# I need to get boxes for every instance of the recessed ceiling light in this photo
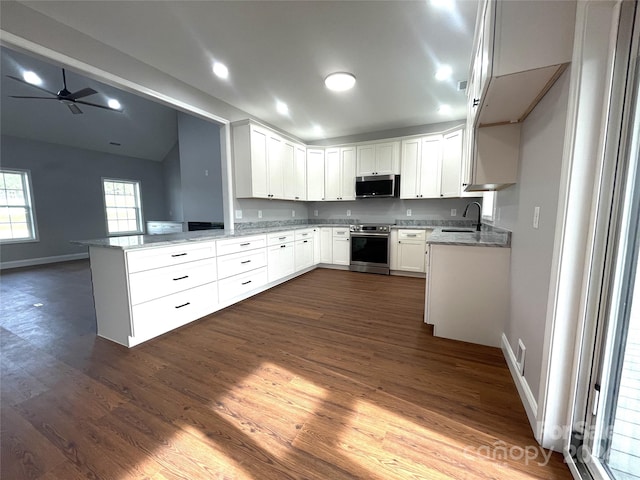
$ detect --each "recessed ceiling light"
[276,101,289,115]
[438,104,452,114]
[313,125,324,135]
[22,71,42,86]
[213,62,229,79]
[435,65,453,81]
[324,72,356,92]
[108,99,122,110]
[430,0,454,10]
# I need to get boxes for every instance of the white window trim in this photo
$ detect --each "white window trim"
[101,177,144,236]
[0,168,39,244]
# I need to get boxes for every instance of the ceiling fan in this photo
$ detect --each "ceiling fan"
[6,68,123,115]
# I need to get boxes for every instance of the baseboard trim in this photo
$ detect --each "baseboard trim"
[501,333,539,438]
[0,252,89,270]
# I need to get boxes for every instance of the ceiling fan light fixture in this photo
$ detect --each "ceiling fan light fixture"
[108,99,122,110]
[22,71,42,86]
[324,72,356,92]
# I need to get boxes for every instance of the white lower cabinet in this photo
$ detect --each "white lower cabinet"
[332,227,350,266]
[397,230,427,273]
[295,238,314,270]
[319,227,333,263]
[132,281,218,343]
[313,228,321,264]
[267,242,295,282]
[218,267,268,303]
[425,245,510,347]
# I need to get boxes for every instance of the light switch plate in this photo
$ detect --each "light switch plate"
[258,210,262,219]
[533,206,540,229]
[407,209,412,217]
[235,210,242,219]
[314,210,318,217]
[451,209,457,217]
[292,210,296,217]
[346,210,351,216]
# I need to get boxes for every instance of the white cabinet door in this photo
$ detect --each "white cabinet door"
[390,229,399,270]
[374,142,399,175]
[356,144,376,176]
[294,145,306,201]
[400,138,421,199]
[307,149,325,201]
[324,148,341,200]
[267,135,284,198]
[313,228,321,264]
[282,141,296,200]
[332,237,350,266]
[441,129,463,198]
[420,135,442,198]
[267,242,295,282]
[295,239,314,271]
[248,125,269,198]
[340,147,356,200]
[319,227,333,263]
[397,241,426,273]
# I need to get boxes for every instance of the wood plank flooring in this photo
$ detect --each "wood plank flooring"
[0,260,573,479]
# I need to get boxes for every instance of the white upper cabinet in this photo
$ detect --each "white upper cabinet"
[233,121,306,200]
[324,146,356,201]
[356,141,400,176]
[306,148,325,201]
[294,146,307,201]
[400,126,463,199]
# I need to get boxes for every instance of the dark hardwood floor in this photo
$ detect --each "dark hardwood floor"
[0,260,572,479]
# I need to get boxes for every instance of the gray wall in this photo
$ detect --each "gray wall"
[491,70,571,398]
[177,113,224,223]
[161,142,182,221]
[0,135,166,263]
[234,198,309,225]
[308,197,482,224]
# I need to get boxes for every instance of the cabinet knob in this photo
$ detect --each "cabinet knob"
[473,98,479,107]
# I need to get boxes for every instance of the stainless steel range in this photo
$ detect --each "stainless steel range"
[349,224,391,275]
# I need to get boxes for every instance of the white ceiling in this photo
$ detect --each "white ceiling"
[1,47,180,161]
[17,0,478,142]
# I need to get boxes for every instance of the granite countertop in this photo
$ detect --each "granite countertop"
[427,227,511,248]
[73,224,350,250]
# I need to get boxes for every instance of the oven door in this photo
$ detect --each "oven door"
[349,232,390,275]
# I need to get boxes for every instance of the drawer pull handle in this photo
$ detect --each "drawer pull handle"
[280,245,286,248]
[240,242,251,246]
[173,275,189,281]
[171,253,187,257]
[241,260,251,264]
[242,280,252,285]
[279,236,286,240]
[175,302,190,309]
[301,233,308,236]
[406,234,417,237]
[303,240,308,243]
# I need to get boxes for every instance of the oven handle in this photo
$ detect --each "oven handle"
[350,232,390,238]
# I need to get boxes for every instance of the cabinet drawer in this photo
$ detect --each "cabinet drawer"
[217,248,267,280]
[127,241,216,273]
[332,227,350,237]
[131,281,218,341]
[218,267,268,303]
[398,229,426,241]
[267,231,295,246]
[129,258,217,306]
[216,235,266,256]
[294,229,314,241]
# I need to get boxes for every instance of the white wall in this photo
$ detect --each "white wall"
[493,70,571,398]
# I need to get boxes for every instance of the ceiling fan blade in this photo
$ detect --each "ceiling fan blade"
[6,75,58,96]
[67,87,97,100]
[9,95,59,99]
[75,99,123,112]
[67,103,83,115]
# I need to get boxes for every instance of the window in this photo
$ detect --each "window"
[0,169,37,242]
[482,190,496,221]
[102,179,143,235]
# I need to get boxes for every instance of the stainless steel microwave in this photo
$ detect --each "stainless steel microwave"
[355,175,400,198]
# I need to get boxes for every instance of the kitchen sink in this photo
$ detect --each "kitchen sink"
[441,228,476,233]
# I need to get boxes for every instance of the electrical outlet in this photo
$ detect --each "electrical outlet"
[292,210,296,218]
[406,209,412,217]
[205,169,209,176]
[533,206,540,229]
[346,209,351,217]
[235,209,242,219]
[314,210,318,217]
[451,209,457,217]
[258,210,262,219]
[516,339,526,375]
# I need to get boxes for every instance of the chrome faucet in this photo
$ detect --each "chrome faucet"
[463,201,482,232]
